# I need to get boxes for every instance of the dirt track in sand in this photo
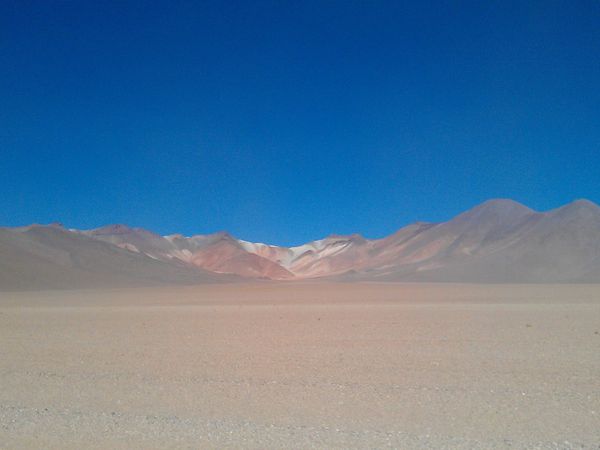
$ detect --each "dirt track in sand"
[1,283,599,448]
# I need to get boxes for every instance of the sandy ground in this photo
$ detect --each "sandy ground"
[0,283,599,449]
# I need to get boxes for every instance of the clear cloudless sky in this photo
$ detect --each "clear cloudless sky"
[1,1,599,245]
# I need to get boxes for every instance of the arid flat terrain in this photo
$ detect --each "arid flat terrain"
[1,283,599,449]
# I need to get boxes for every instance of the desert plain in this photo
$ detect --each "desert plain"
[1,282,599,449]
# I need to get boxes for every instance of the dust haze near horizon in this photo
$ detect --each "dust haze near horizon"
[2,198,600,289]
[2,2,600,448]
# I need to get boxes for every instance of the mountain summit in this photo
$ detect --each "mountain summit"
[1,199,599,289]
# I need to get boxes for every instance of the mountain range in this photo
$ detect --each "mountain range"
[2,199,600,290]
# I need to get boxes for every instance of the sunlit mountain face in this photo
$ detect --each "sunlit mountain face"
[2,199,600,289]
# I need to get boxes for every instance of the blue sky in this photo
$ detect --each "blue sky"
[1,1,599,245]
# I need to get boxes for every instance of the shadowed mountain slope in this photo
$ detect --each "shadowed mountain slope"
[2,199,599,288]
[0,225,227,290]
[82,228,294,280]
[338,199,600,282]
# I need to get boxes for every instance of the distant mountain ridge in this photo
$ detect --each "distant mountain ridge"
[2,199,600,289]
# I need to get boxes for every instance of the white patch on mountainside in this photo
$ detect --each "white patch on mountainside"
[0,226,228,290]
[2,198,600,288]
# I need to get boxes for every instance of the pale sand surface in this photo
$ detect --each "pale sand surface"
[1,283,599,449]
